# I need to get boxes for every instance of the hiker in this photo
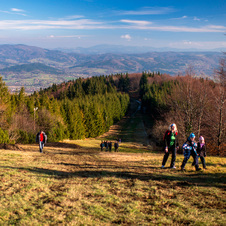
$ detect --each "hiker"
[181,133,201,171]
[114,141,119,152]
[105,141,109,151]
[100,141,105,152]
[161,123,179,169]
[36,130,47,153]
[103,141,107,151]
[196,136,207,169]
[108,141,112,152]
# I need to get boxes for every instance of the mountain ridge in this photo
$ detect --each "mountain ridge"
[0,62,62,74]
[55,44,226,54]
[0,44,223,93]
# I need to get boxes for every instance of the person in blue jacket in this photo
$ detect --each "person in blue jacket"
[181,133,201,171]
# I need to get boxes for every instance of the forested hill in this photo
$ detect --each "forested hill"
[0,63,225,156]
[0,44,76,64]
[0,74,130,144]
[0,63,61,74]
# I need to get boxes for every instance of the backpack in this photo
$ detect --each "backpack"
[163,130,170,141]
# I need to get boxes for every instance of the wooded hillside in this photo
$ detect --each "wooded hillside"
[0,63,225,156]
[139,64,225,156]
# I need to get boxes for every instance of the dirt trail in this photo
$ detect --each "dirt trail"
[99,98,152,146]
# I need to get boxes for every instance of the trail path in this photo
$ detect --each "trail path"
[99,98,152,146]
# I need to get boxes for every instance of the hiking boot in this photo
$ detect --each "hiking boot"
[161,165,165,168]
[170,166,176,169]
[196,168,202,171]
[181,167,185,171]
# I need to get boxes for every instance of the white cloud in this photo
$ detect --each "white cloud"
[11,8,25,12]
[120,19,152,26]
[169,41,226,49]
[0,19,104,30]
[60,15,84,20]
[207,25,226,29]
[0,8,27,16]
[121,34,131,41]
[121,24,226,33]
[0,17,225,34]
[144,38,152,41]
[116,7,175,15]
[48,35,88,39]
[171,15,187,20]
[183,40,192,45]
[194,17,200,21]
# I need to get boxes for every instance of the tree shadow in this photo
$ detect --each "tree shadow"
[1,164,225,189]
[21,142,101,155]
[203,162,226,168]
[45,142,81,149]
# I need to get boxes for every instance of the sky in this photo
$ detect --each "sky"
[0,0,225,50]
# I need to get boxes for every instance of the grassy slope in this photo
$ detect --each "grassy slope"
[0,140,225,225]
[0,99,225,225]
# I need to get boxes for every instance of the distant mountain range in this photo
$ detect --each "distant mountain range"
[0,44,224,93]
[56,44,226,54]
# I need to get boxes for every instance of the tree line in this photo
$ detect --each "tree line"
[0,74,130,144]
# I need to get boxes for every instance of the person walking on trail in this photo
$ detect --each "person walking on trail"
[105,141,109,151]
[36,130,47,153]
[108,141,112,152]
[161,123,179,169]
[103,141,107,151]
[100,141,105,152]
[114,141,119,152]
[196,136,207,169]
[181,133,201,171]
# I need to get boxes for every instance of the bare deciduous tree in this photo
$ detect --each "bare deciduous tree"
[214,59,226,155]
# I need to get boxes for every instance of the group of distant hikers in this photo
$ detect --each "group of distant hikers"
[35,130,120,153]
[161,123,207,171]
[35,124,207,172]
[100,140,120,152]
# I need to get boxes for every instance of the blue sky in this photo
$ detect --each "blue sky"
[0,0,225,50]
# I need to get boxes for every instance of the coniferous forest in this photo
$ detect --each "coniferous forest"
[0,74,130,144]
[0,61,225,156]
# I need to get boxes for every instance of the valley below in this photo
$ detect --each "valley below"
[0,44,223,93]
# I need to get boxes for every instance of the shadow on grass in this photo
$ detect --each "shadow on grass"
[203,162,226,168]
[45,142,81,149]
[1,164,225,189]
[22,142,101,155]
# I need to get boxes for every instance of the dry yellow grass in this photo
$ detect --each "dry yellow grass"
[0,140,225,225]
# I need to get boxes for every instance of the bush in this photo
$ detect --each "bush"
[16,130,35,144]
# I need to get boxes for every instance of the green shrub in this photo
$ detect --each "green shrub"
[16,130,35,144]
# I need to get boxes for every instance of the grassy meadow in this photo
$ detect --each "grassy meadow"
[0,139,225,225]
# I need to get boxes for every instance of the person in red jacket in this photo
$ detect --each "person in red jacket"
[36,130,47,153]
[161,123,179,169]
